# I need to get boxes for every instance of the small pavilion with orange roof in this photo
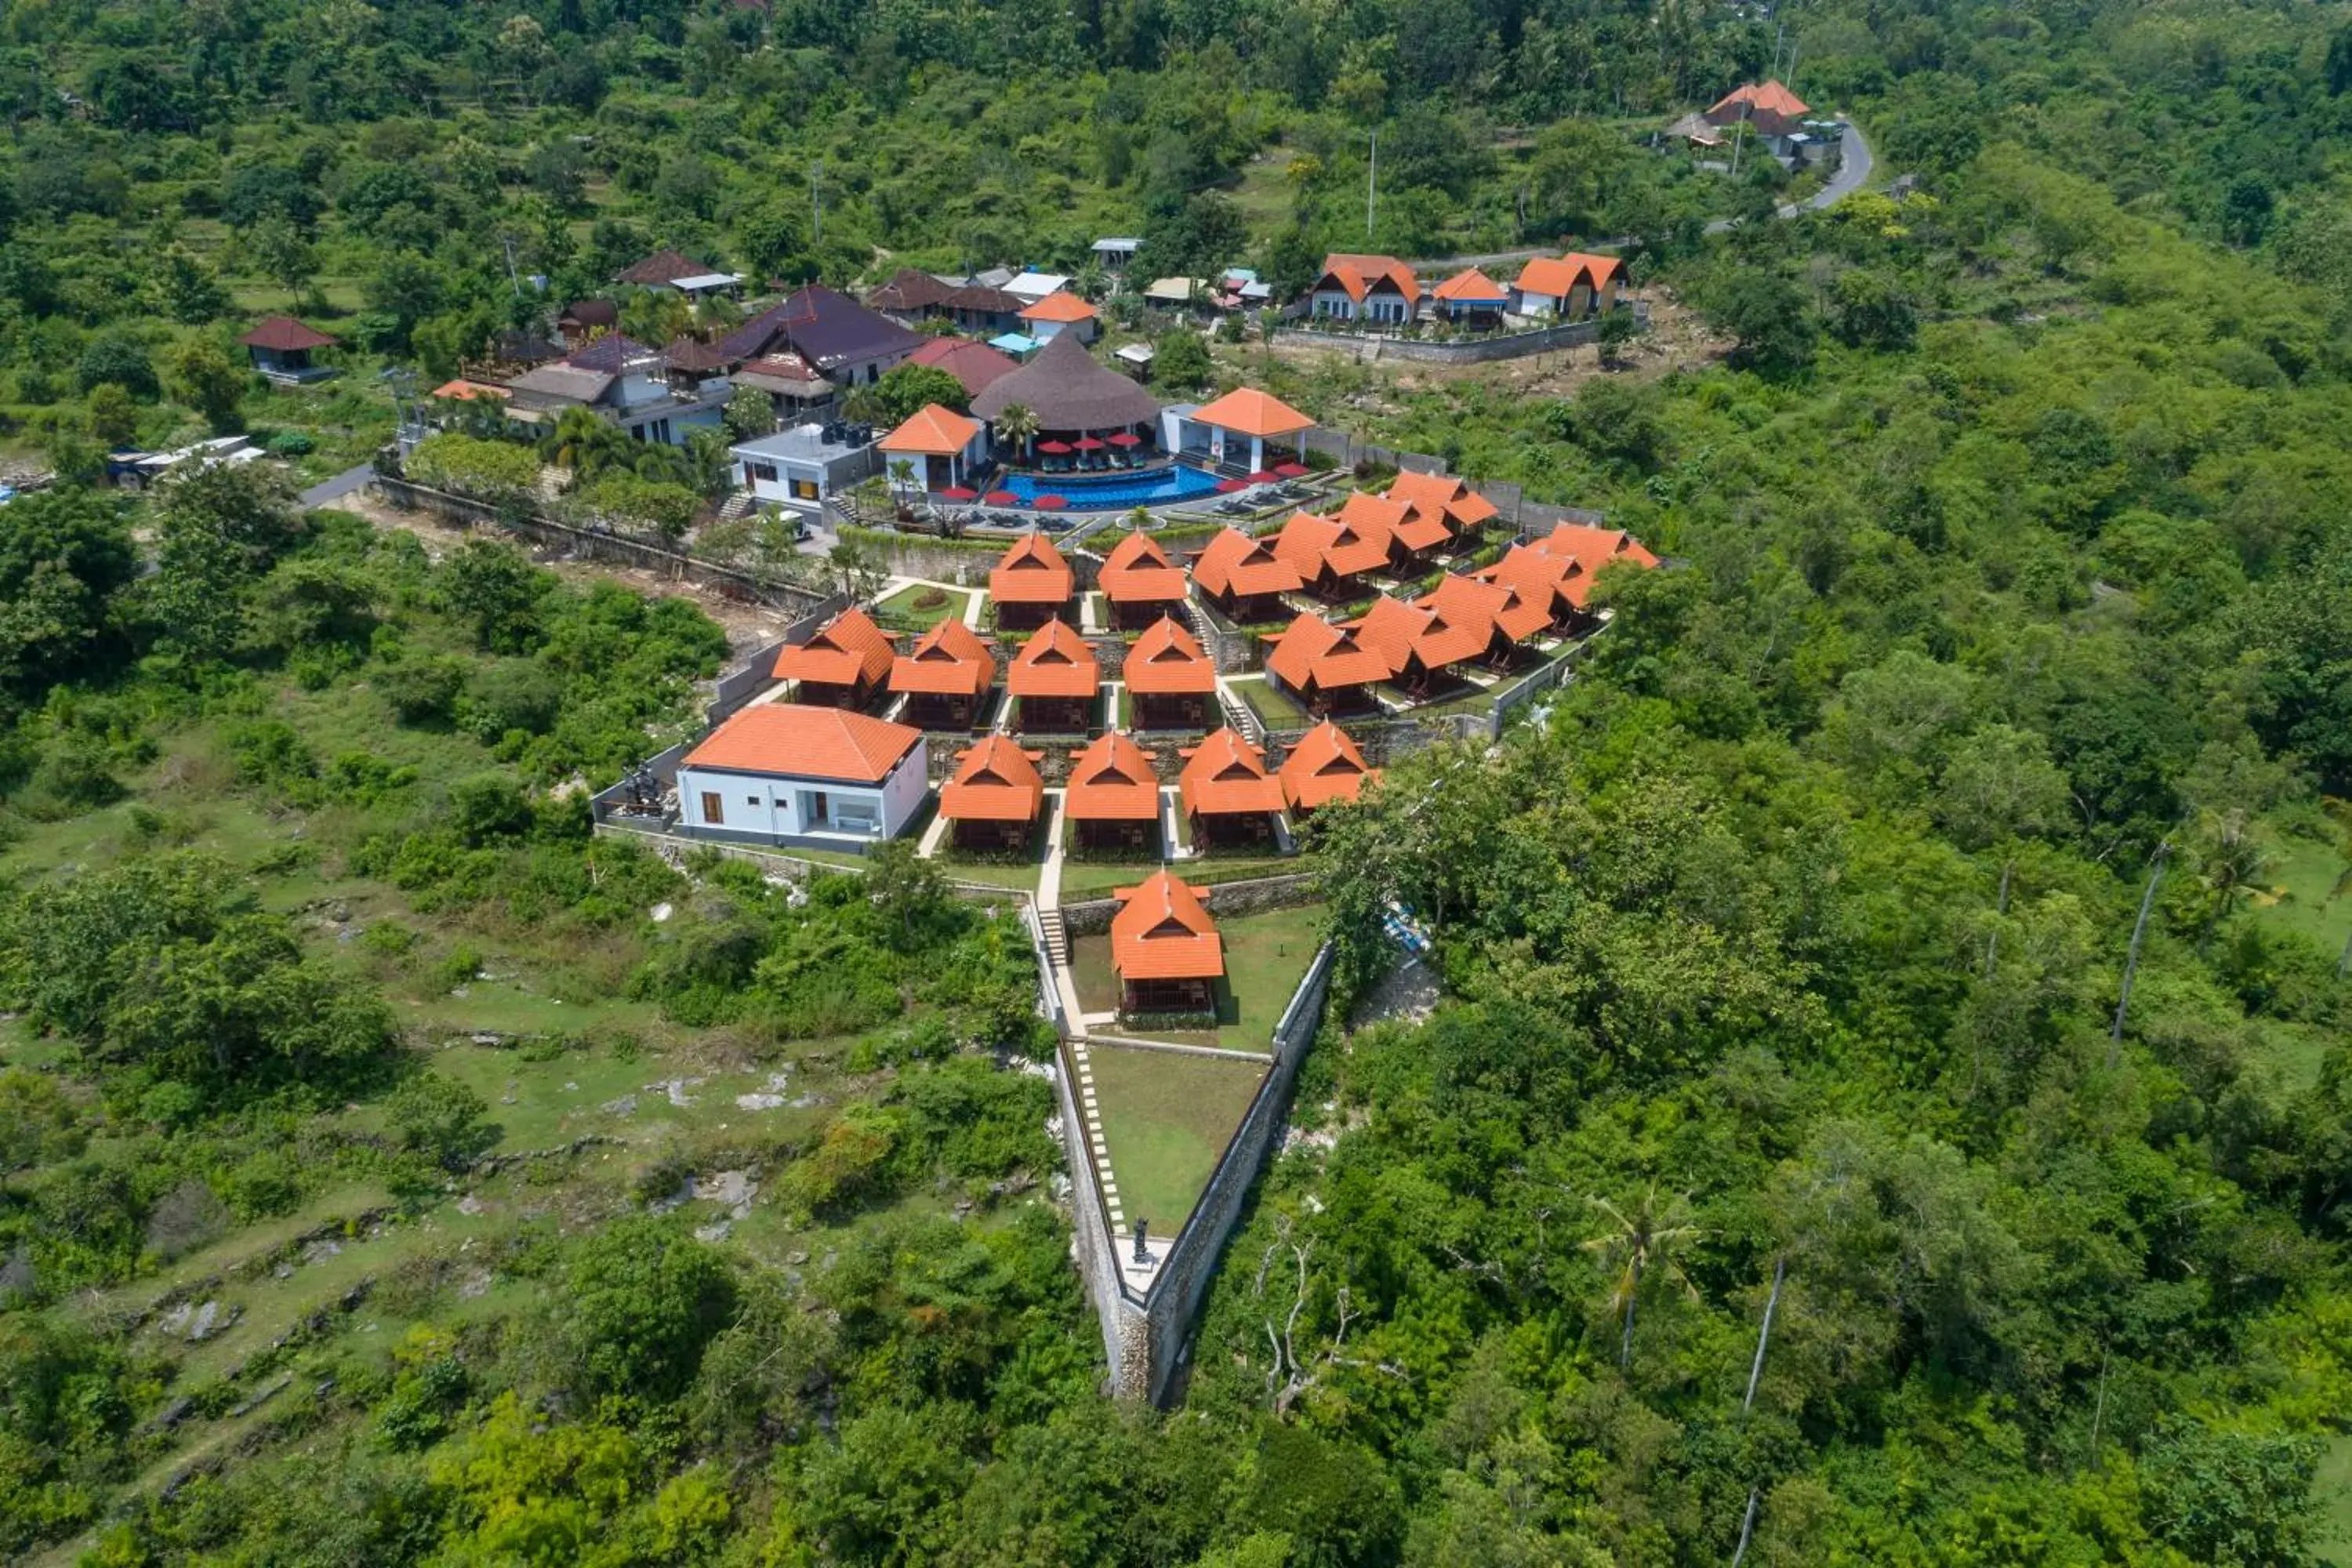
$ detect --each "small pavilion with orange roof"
[1015,290,1099,346]
[1385,470,1499,554]
[1178,728,1286,847]
[771,606,896,710]
[1512,252,1624,321]
[878,402,988,494]
[888,616,998,729]
[1335,490,1436,564]
[1430,267,1510,328]
[1065,730,1163,851]
[1264,612,1391,713]
[1190,527,1302,622]
[938,733,1047,850]
[1351,581,1513,695]
[1475,545,1599,635]
[1279,720,1379,813]
[1530,521,1661,575]
[1007,617,1100,732]
[1123,615,1217,732]
[1110,869,1224,1014]
[1185,387,1316,474]
[989,531,1077,629]
[1272,507,1396,599]
[1097,531,1191,629]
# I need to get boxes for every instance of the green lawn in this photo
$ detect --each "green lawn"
[2251,833,2351,959]
[1083,1043,1268,1231]
[877,582,973,630]
[1230,675,1310,729]
[1057,851,1299,901]
[2320,1432,2352,1566]
[1069,901,1325,1052]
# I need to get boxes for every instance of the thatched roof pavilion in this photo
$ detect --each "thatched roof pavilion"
[971,332,1161,434]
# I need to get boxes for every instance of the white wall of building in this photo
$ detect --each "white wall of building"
[677,742,931,843]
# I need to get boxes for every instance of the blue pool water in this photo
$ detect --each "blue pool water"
[1000,464,1221,510]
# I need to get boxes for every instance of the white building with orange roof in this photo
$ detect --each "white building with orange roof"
[675,703,929,847]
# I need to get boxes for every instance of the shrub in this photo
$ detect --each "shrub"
[374,656,465,725]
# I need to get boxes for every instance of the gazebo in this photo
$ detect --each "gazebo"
[939,734,1047,851]
[1178,728,1286,848]
[879,404,987,493]
[1111,870,1224,1014]
[971,332,1163,465]
[1186,387,1315,474]
[238,317,338,383]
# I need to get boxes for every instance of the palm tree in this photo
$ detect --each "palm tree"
[2187,805,2278,954]
[887,457,919,513]
[2325,799,2352,979]
[995,402,1040,466]
[1581,1186,1703,1370]
[681,427,734,498]
[542,405,632,484]
[617,287,689,347]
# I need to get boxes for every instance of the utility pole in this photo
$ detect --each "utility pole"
[499,232,522,296]
[1367,133,1377,245]
[2110,839,2171,1064]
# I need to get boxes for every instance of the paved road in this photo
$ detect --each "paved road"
[298,463,376,508]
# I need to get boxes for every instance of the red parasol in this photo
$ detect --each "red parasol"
[1247,469,1280,485]
[1214,477,1250,493]
[937,485,978,501]
[983,489,1019,506]
[1073,437,1105,451]
[1106,432,1143,447]
[1031,494,1069,510]
[1272,461,1309,478]
[1036,440,1073,455]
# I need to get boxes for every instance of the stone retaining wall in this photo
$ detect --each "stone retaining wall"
[1060,871,1319,935]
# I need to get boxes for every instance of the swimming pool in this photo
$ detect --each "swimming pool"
[1000,464,1222,510]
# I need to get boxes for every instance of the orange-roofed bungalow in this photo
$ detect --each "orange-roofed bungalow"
[1123,615,1217,732]
[677,704,928,845]
[938,734,1047,851]
[878,403,988,494]
[888,617,998,730]
[1385,470,1500,553]
[1476,543,1599,635]
[989,531,1077,630]
[1264,612,1390,714]
[1348,579,1515,695]
[1272,509,1395,600]
[1179,728,1286,848]
[1065,731,1163,852]
[1097,531,1190,630]
[1530,522,1661,586]
[1190,527,1302,622]
[771,606,896,710]
[1335,490,1435,565]
[1280,720,1379,813]
[1706,79,1812,138]
[1007,617,1100,732]
[1015,289,1099,346]
[1307,253,1421,326]
[1431,267,1510,329]
[1187,387,1316,475]
[1111,870,1223,1014]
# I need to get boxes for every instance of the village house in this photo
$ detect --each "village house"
[771,607,895,710]
[717,286,921,391]
[1429,267,1511,329]
[1706,79,1812,146]
[1178,728,1286,848]
[989,532,1078,630]
[942,283,1030,339]
[1308,253,1422,325]
[239,317,338,383]
[938,733,1047,851]
[866,267,956,328]
[731,348,835,426]
[728,422,880,514]
[1096,531,1192,630]
[1018,291,1100,346]
[1531,521,1661,575]
[879,404,988,495]
[889,617,997,731]
[615,249,742,299]
[1272,508,1396,600]
[674,703,929,847]
[1065,729,1163,852]
[1279,719,1380,812]
[500,333,731,447]
[1190,528,1304,622]
[1007,617,1100,732]
[1474,544,1599,633]
[1111,870,1224,1015]
[1511,253,1624,320]
[1123,615,1218,732]
[1264,612,1392,713]
[557,299,619,345]
[1091,238,1142,274]
[1334,491,1438,567]
[908,336,1019,399]
[1385,470,1500,552]
[1352,579,1517,694]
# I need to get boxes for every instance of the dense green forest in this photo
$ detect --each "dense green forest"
[7,0,2352,1563]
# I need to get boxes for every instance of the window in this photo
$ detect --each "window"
[700,792,724,825]
[750,463,779,483]
[792,477,820,501]
[747,795,760,806]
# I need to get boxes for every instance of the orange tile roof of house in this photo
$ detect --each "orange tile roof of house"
[1017,290,1098,324]
[1425,572,1527,648]
[772,606,896,688]
[1561,251,1623,289]
[1191,387,1316,440]
[240,315,338,352]
[1264,612,1391,694]
[1432,267,1508,302]
[1352,582,1506,676]
[1708,79,1810,121]
[1385,470,1500,531]
[889,615,997,698]
[1477,543,1595,622]
[1341,488,1446,554]
[1318,253,1421,305]
[1123,615,1216,695]
[878,403,981,457]
[1065,731,1161,821]
[1273,509,1392,583]
[989,532,1078,604]
[939,734,1045,822]
[1006,617,1100,698]
[1280,720,1380,810]
[683,702,920,783]
[1098,531,1190,604]
[1112,869,1224,981]
[1192,527,1303,599]
[430,378,511,401]
[1529,522,1661,577]
[1179,728,1285,817]
[1514,256,1595,299]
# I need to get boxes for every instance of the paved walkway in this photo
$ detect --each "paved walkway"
[299,463,376,508]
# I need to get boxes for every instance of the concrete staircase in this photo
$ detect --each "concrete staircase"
[1219,686,1265,747]
[1036,906,1069,964]
[713,491,757,524]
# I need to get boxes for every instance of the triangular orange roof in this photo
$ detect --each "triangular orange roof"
[1432,267,1508,303]
[1709,80,1810,121]
[989,532,1077,604]
[1065,731,1161,821]
[1017,290,1098,324]
[888,615,997,697]
[1385,470,1499,532]
[1316,253,1421,306]
[1562,251,1622,289]
[1515,256,1594,298]
[1421,575,1519,656]
[1192,527,1303,599]
[684,703,920,784]
[939,734,1045,822]
[772,606,895,688]
[1123,615,1216,695]
[879,403,981,457]
[1098,531,1190,604]
[1280,720,1379,810]
[1179,728,1285,817]
[1264,612,1392,694]
[1006,617,1100,699]
[1528,523,1660,577]
[1339,490,1444,554]
[1477,543,1593,623]
[1112,869,1223,982]
[1191,387,1316,441]
[1273,509,1392,583]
